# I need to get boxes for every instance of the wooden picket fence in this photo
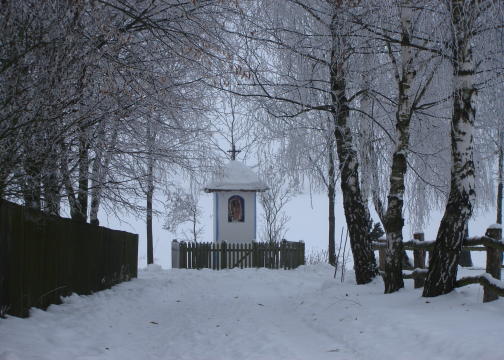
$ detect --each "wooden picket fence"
[0,200,138,318]
[172,240,305,270]
[372,226,504,303]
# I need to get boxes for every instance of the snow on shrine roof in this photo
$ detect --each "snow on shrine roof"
[204,160,269,192]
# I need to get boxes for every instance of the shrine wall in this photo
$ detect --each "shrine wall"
[214,191,257,243]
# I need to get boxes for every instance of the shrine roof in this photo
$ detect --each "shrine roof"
[204,160,269,192]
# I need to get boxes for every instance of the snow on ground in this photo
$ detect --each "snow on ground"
[1,264,503,360]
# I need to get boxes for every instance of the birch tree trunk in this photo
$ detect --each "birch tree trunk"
[381,1,415,293]
[330,14,377,284]
[423,0,477,297]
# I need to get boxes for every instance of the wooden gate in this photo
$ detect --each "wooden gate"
[172,240,305,270]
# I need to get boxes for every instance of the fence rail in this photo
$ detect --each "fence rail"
[172,240,305,270]
[372,226,503,302]
[0,200,138,318]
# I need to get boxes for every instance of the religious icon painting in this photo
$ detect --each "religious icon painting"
[228,195,245,222]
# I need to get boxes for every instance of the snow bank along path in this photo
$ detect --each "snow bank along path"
[1,264,503,360]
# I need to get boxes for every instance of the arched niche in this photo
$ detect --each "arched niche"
[228,195,245,222]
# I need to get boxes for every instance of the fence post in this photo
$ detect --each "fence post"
[221,241,227,269]
[378,242,386,272]
[194,242,200,269]
[171,240,180,269]
[252,242,258,268]
[299,241,305,266]
[180,242,187,269]
[258,242,264,268]
[413,233,425,288]
[280,239,287,269]
[459,227,473,267]
[187,242,192,269]
[484,225,502,303]
[212,243,217,270]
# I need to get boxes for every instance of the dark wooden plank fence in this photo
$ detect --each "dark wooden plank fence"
[172,240,305,270]
[0,200,138,318]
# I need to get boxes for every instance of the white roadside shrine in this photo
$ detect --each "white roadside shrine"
[204,160,268,244]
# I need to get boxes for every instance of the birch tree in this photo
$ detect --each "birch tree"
[423,0,480,296]
[361,1,444,293]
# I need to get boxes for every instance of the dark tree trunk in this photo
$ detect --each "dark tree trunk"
[423,0,477,297]
[497,134,503,225]
[22,134,42,211]
[72,65,89,223]
[147,181,154,265]
[330,16,377,283]
[23,160,42,211]
[498,136,503,266]
[89,119,107,226]
[423,202,472,296]
[90,119,120,226]
[60,141,79,219]
[381,149,407,293]
[328,142,336,266]
[43,146,60,216]
[146,120,155,265]
[73,124,89,222]
[334,125,378,284]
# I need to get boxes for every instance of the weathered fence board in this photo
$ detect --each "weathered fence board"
[483,227,502,302]
[172,240,305,270]
[0,200,138,318]
[413,233,426,288]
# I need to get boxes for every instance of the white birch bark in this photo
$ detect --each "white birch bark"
[423,0,477,296]
[330,9,377,284]
[382,0,415,293]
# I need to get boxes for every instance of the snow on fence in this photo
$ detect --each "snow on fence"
[372,226,504,302]
[172,240,305,270]
[0,200,138,318]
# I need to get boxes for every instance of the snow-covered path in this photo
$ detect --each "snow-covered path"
[1,264,503,360]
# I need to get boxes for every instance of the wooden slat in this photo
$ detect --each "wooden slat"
[8,202,25,317]
[231,243,236,269]
[242,244,245,269]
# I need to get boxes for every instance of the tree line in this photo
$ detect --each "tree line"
[1,0,503,297]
